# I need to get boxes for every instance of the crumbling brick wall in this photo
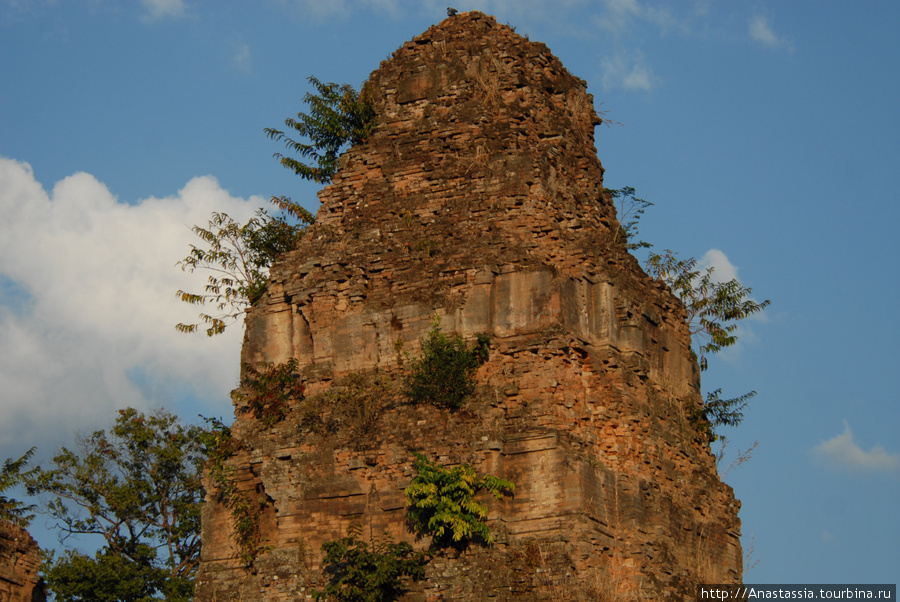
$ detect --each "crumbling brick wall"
[0,521,45,602]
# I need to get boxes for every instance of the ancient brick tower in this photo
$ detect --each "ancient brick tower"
[195,11,742,601]
[0,521,45,602]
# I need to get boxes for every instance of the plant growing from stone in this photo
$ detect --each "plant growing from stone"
[178,76,374,337]
[266,76,376,184]
[405,453,514,547]
[644,249,769,440]
[0,447,36,527]
[176,198,313,336]
[233,358,304,426]
[197,417,267,565]
[606,187,771,440]
[403,321,490,410]
[313,522,429,602]
[299,370,396,443]
[606,186,653,251]
[645,249,770,370]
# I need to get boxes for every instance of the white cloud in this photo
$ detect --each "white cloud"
[601,50,657,91]
[0,157,263,460]
[693,248,769,366]
[748,14,793,51]
[233,42,252,73]
[699,248,739,283]
[812,421,900,474]
[594,0,688,37]
[141,0,187,21]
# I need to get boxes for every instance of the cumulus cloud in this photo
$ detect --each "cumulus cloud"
[748,14,793,51]
[601,51,657,91]
[812,421,900,474]
[699,248,739,283]
[0,157,263,460]
[141,0,187,21]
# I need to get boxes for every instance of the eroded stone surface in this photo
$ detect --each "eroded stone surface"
[0,521,45,602]
[196,11,742,601]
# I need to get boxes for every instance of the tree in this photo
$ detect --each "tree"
[0,446,37,527]
[265,76,376,184]
[605,187,771,440]
[26,408,207,602]
[178,76,374,337]
[176,197,313,336]
[644,249,771,371]
[606,186,653,250]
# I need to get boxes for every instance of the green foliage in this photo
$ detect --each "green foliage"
[405,453,514,547]
[0,446,37,527]
[313,522,429,602]
[180,75,373,336]
[696,389,758,442]
[404,321,490,410]
[606,186,653,250]
[234,358,304,426]
[266,76,376,184]
[44,547,194,602]
[645,250,769,439]
[645,249,771,370]
[26,408,206,601]
[603,188,771,440]
[176,197,313,336]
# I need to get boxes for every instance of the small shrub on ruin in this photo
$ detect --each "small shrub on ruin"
[405,453,514,547]
[403,321,490,410]
[313,522,429,602]
[233,358,304,426]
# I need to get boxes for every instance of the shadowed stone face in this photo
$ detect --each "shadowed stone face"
[196,11,742,601]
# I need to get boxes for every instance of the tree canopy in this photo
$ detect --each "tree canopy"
[265,76,376,184]
[25,408,207,601]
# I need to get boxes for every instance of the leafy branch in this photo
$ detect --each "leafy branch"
[645,249,771,371]
[265,76,376,184]
[405,453,514,547]
[606,186,653,250]
[176,198,312,336]
[0,447,37,527]
[605,187,771,441]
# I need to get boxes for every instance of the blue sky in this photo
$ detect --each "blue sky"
[1,0,898,587]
